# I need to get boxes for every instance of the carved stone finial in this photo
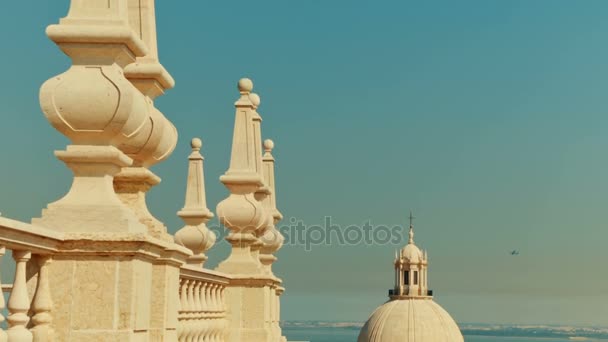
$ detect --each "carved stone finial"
[259,138,284,275]
[175,138,216,267]
[216,78,267,275]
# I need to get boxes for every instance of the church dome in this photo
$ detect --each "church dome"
[400,243,423,262]
[359,212,464,342]
[358,299,464,342]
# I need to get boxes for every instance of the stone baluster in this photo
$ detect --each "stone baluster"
[215,285,222,313]
[199,318,209,342]
[176,279,183,342]
[259,139,285,276]
[208,285,216,312]
[187,281,196,315]
[0,247,6,342]
[31,255,54,342]
[192,281,202,342]
[205,284,212,313]
[219,291,228,341]
[186,280,197,342]
[178,279,189,342]
[219,286,226,312]
[175,139,216,267]
[193,281,202,314]
[7,250,32,341]
[204,283,211,313]
[199,283,207,312]
[216,79,266,275]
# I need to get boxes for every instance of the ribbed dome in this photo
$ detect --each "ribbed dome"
[400,243,423,262]
[358,299,464,342]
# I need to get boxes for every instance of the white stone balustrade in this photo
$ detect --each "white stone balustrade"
[178,266,230,342]
[0,217,62,342]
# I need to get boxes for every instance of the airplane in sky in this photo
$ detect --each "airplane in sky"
[510,250,520,256]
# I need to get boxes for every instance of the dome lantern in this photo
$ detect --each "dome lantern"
[392,211,429,299]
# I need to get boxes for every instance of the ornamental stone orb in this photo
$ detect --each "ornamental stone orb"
[191,137,202,150]
[238,78,253,93]
[249,93,261,108]
[263,139,274,152]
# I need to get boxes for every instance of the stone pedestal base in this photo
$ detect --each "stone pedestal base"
[224,276,281,342]
[216,233,263,275]
[114,167,173,242]
[33,145,148,234]
[26,234,188,342]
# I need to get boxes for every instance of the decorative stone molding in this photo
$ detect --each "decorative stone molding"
[175,138,216,267]
[216,79,267,275]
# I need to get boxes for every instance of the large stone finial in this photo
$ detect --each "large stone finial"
[112,0,178,241]
[35,0,156,233]
[175,138,216,267]
[259,139,285,275]
[216,79,266,275]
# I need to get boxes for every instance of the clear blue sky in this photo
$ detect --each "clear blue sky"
[1,0,608,326]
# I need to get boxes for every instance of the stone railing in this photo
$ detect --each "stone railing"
[0,216,63,342]
[178,265,231,342]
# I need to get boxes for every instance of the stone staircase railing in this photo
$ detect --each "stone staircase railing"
[0,216,63,342]
[177,266,231,342]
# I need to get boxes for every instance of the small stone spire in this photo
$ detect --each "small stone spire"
[259,139,285,275]
[175,138,216,267]
[216,78,267,275]
[250,92,272,270]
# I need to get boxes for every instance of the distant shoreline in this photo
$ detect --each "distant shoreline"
[282,322,608,340]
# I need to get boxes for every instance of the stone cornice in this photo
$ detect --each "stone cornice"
[180,265,231,285]
[0,217,63,254]
[227,274,282,288]
[46,24,148,58]
[0,217,191,265]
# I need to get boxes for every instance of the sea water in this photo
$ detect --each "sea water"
[283,327,601,342]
